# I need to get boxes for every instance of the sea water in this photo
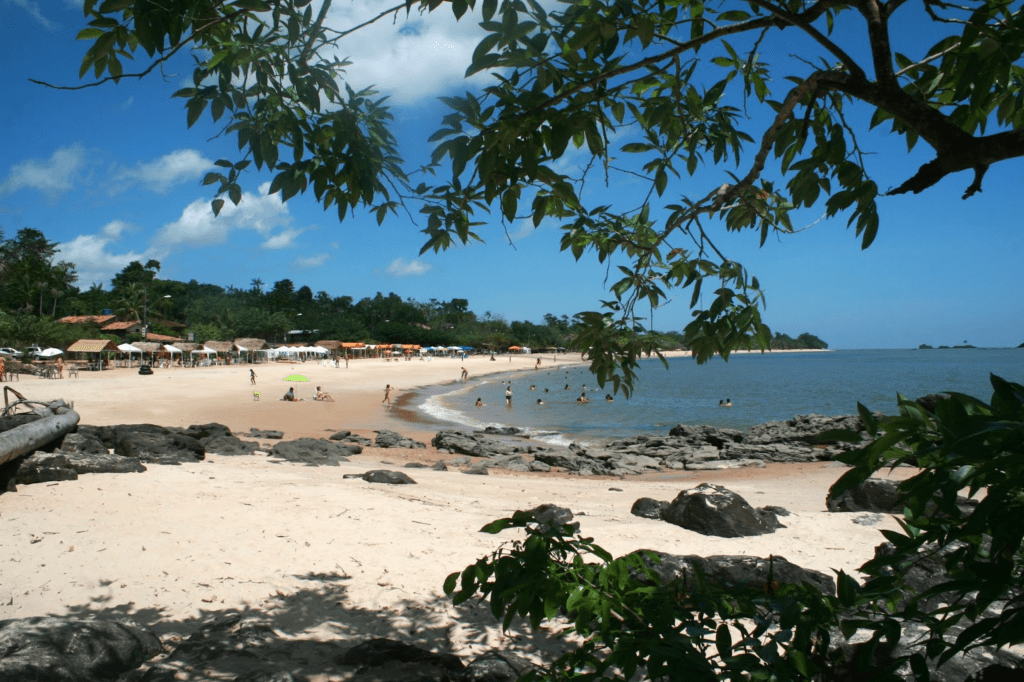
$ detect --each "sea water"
[415,349,1022,444]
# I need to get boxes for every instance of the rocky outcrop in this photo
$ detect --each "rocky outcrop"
[0,616,161,681]
[743,413,868,445]
[269,439,361,466]
[11,451,79,484]
[114,430,205,465]
[634,550,837,596]
[248,428,284,439]
[432,430,536,458]
[827,478,903,513]
[343,470,417,484]
[661,483,783,537]
[374,430,427,449]
[202,434,261,457]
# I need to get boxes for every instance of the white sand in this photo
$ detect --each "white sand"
[0,350,906,680]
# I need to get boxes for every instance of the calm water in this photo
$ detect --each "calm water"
[414,349,1022,445]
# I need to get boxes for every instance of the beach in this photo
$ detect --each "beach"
[0,351,910,680]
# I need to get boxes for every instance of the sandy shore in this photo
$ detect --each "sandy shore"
[0,350,907,680]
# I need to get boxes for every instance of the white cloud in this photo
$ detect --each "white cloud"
[295,254,330,269]
[0,144,86,200]
[56,232,157,289]
[262,229,302,250]
[6,0,58,31]
[111,149,214,194]
[154,183,291,249]
[322,3,489,106]
[101,220,132,239]
[386,257,431,276]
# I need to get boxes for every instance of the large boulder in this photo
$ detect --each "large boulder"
[62,452,147,475]
[827,478,903,513]
[269,438,361,466]
[202,434,261,457]
[374,430,427,449]
[460,651,536,682]
[634,550,837,596]
[12,452,79,485]
[744,414,867,446]
[661,483,782,537]
[336,638,464,682]
[343,470,417,485]
[0,616,161,681]
[630,497,668,520]
[525,504,580,534]
[431,431,532,458]
[181,423,233,441]
[114,431,205,465]
[667,424,745,446]
[57,431,108,455]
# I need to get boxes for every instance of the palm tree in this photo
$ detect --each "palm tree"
[250,278,264,295]
[116,283,146,322]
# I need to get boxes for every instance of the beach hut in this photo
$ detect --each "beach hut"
[164,344,183,366]
[203,340,234,364]
[134,341,164,367]
[66,339,119,370]
[233,338,269,364]
[116,342,144,368]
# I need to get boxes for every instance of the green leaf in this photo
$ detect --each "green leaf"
[211,198,225,216]
[231,0,273,10]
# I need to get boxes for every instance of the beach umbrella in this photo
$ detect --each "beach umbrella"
[284,374,309,382]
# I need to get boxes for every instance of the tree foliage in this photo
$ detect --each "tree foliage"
[57,0,1024,393]
[446,377,1024,681]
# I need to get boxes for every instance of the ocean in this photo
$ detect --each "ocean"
[412,349,1023,445]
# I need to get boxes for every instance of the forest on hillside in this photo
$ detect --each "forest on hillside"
[0,227,826,353]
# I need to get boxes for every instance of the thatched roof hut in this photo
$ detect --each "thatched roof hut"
[134,342,164,354]
[234,338,268,351]
[204,340,234,353]
[66,339,119,353]
[314,340,344,351]
[177,342,202,353]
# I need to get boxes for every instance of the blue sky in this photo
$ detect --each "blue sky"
[1,0,1022,349]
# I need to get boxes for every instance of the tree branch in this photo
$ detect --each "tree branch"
[854,0,898,89]
[887,129,1024,197]
[298,0,332,65]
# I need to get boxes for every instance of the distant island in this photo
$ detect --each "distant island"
[918,343,977,349]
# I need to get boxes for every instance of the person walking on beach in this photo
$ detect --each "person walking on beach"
[505,386,512,407]
[535,358,541,370]
[461,367,468,381]
[250,368,257,385]
[382,384,393,407]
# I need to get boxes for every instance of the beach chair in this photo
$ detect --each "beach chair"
[253,390,260,401]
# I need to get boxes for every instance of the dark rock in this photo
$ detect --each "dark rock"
[460,651,536,682]
[234,672,296,682]
[404,462,429,468]
[114,431,205,465]
[661,483,781,537]
[56,431,108,455]
[202,434,260,457]
[528,460,551,473]
[481,426,525,436]
[337,638,464,679]
[344,470,417,484]
[432,431,530,458]
[181,423,232,441]
[462,464,489,475]
[486,455,532,472]
[722,442,822,463]
[0,616,161,681]
[630,497,668,520]
[852,513,886,526]
[431,461,448,471]
[12,452,79,485]
[667,424,745,446]
[526,504,579,533]
[248,428,284,439]
[374,430,427,449]
[761,505,791,517]
[635,550,837,596]
[64,452,147,475]
[0,413,44,434]
[328,430,351,440]
[686,458,765,470]
[269,439,361,466]
[744,413,868,446]
[827,478,903,513]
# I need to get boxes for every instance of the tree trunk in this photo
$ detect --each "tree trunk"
[0,409,80,467]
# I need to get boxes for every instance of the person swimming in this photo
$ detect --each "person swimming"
[475,397,483,407]
[529,384,536,391]
[536,398,544,405]
[565,384,570,390]
[725,398,733,407]
[577,392,589,403]
[605,394,614,402]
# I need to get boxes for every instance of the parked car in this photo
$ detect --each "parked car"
[26,346,44,358]
[0,347,23,358]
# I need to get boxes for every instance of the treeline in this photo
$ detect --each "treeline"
[0,226,827,352]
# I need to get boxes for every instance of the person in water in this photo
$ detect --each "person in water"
[605,394,614,402]
[536,398,544,405]
[505,386,513,406]
[475,397,483,407]
[577,393,589,403]
[725,398,733,407]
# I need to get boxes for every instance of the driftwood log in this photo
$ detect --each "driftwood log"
[0,401,80,467]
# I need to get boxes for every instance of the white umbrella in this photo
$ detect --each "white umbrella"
[311,346,328,354]
[117,343,142,353]
[164,345,182,354]
[37,347,64,357]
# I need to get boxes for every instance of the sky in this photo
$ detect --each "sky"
[1,0,1022,349]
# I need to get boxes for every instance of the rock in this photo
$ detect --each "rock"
[827,478,903,513]
[432,431,531,458]
[328,430,351,440]
[686,458,766,470]
[481,426,525,436]
[343,434,374,446]
[248,428,284,439]
[431,461,448,471]
[661,483,781,537]
[486,455,533,472]
[761,505,791,517]
[462,464,489,475]
[448,456,472,467]
[722,442,822,463]
[12,452,79,485]
[57,431,108,455]
[630,497,668,520]
[744,413,868,446]
[528,461,551,473]
[0,616,161,681]
[0,413,45,434]
[269,438,361,466]
[202,434,260,457]
[852,513,886,526]
[634,550,837,596]
[526,504,579,533]
[114,431,205,465]
[337,638,464,682]
[460,651,536,682]
[343,470,417,485]
[181,423,232,441]
[404,462,429,468]
[667,424,745,446]
[63,452,147,475]
[374,430,427,449]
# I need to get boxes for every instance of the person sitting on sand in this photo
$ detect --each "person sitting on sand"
[315,386,333,401]
[577,393,589,404]
[605,394,614,402]
[475,397,483,407]
[283,387,295,402]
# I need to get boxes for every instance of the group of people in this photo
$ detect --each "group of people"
[719,398,733,407]
[280,384,333,402]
